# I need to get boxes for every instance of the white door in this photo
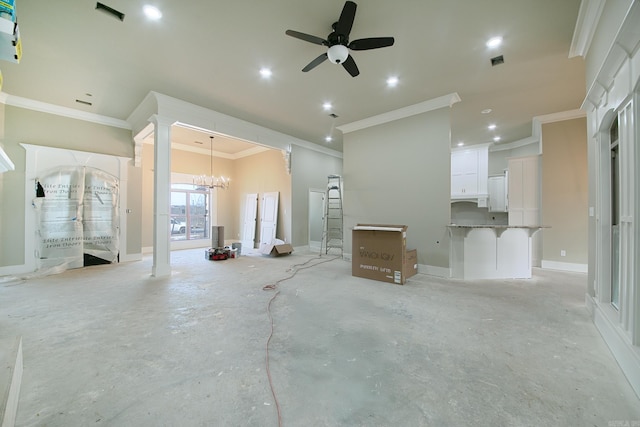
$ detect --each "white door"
[259,192,279,250]
[242,193,258,249]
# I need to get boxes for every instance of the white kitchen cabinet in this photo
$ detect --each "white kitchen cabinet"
[488,173,508,212]
[508,155,539,225]
[451,144,489,203]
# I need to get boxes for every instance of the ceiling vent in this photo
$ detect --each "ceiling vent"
[490,55,504,66]
[95,2,125,21]
[75,99,93,106]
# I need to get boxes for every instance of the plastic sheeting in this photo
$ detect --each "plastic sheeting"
[33,166,119,273]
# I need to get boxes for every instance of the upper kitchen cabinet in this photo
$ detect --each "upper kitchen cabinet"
[488,172,508,213]
[451,143,490,206]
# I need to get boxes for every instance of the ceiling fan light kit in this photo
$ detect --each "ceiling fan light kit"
[286,1,395,77]
[327,44,349,64]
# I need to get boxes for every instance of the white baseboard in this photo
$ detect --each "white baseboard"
[142,246,153,255]
[1,337,22,427]
[418,264,450,278]
[541,260,588,273]
[119,253,143,262]
[584,292,595,316]
[589,295,640,399]
[0,264,30,278]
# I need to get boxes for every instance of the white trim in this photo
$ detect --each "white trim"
[20,143,132,274]
[119,253,143,262]
[337,93,461,134]
[534,109,586,125]
[0,146,15,172]
[0,92,132,130]
[569,0,606,58]
[582,1,640,108]
[490,136,539,152]
[171,240,209,251]
[294,245,313,253]
[130,92,343,160]
[1,337,22,427]
[418,264,450,278]
[142,138,270,160]
[0,263,29,276]
[590,295,640,398]
[541,260,589,273]
[142,246,153,255]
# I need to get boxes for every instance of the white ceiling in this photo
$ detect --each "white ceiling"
[2,0,585,154]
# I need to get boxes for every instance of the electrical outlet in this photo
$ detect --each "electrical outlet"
[560,250,566,257]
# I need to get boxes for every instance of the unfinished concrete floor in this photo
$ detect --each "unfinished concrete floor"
[1,248,639,427]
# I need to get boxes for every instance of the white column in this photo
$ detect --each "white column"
[151,115,173,277]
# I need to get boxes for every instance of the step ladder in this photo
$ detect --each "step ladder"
[321,175,343,257]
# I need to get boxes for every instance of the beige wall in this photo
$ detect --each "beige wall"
[541,118,588,264]
[0,106,136,268]
[343,108,451,269]
[235,149,291,246]
[141,144,291,249]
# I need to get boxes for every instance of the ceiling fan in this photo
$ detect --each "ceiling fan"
[285,1,395,77]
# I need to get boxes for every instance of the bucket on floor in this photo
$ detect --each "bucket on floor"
[232,242,242,256]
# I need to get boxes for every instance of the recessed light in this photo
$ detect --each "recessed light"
[323,102,332,111]
[325,136,333,142]
[486,37,502,48]
[457,142,464,147]
[143,5,162,20]
[493,136,501,142]
[481,109,492,114]
[259,67,272,78]
[488,124,496,130]
[386,76,399,87]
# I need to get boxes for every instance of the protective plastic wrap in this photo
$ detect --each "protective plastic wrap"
[33,166,119,273]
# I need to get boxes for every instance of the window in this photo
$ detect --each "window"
[609,118,620,309]
[170,183,210,241]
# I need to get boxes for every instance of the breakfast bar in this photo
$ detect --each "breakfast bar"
[447,224,546,280]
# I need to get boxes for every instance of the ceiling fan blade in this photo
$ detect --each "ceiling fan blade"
[348,37,395,50]
[302,53,328,72]
[336,1,357,37]
[286,30,328,46]
[342,55,360,77]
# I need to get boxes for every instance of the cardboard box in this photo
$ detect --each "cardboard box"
[352,224,408,284]
[404,249,418,279]
[262,243,293,257]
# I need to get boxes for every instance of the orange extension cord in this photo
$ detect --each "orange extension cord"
[262,256,339,427]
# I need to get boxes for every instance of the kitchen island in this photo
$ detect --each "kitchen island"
[447,224,546,279]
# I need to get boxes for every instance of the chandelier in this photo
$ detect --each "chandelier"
[193,136,230,189]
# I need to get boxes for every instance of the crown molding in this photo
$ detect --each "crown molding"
[133,91,343,159]
[337,92,461,134]
[142,138,270,160]
[0,92,132,129]
[570,0,606,58]
[490,136,539,152]
[0,146,15,172]
[534,109,586,125]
